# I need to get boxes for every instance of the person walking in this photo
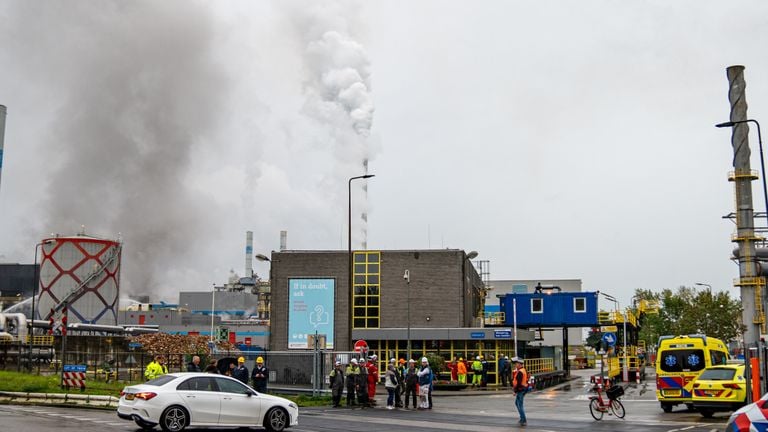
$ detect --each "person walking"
[251,356,269,393]
[403,359,418,409]
[329,361,345,408]
[385,358,398,409]
[480,354,489,387]
[233,356,249,384]
[457,357,467,384]
[144,355,168,381]
[512,357,529,426]
[471,356,482,387]
[417,357,432,410]
[345,358,360,407]
[187,355,202,372]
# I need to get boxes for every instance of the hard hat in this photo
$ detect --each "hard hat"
[256,356,264,363]
[238,356,245,363]
[335,360,341,366]
[459,357,463,361]
[399,358,406,364]
[351,358,358,364]
[408,359,416,363]
[371,354,378,360]
[480,355,484,359]
[390,358,397,363]
[421,357,428,363]
[476,356,480,360]
[512,357,524,364]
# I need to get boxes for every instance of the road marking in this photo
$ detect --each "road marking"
[666,426,696,432]
[318,412,559,432]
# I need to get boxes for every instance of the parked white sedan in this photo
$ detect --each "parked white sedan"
[117,373,299,432]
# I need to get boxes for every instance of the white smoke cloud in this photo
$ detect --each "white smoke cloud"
[293,3,376,249]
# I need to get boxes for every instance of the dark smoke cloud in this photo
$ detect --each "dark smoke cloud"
[2,1,230,297]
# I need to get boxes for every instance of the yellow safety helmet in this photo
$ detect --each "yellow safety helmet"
[257,356,264,363]
[238,356,245,363]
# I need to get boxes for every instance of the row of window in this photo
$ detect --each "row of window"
[530,297,587,313]
[353,251,381,329]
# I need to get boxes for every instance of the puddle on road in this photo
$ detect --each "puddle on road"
[553,384,572,391]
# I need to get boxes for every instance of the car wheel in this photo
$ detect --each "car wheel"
[264,407,289,432]
[160,406,189,432]
[661,403,673,413]
[134,418,155,430]
[699,409,715,418]
[685,403,695,412]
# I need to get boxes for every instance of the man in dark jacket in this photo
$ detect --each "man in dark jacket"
[329,361,345,407]
[251,356,269,392]
[403,359,418,409]
[345,359,360,406]
[187,355,202,372]
[232,356,249,384]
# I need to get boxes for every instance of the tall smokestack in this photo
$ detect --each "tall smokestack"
[0,105,6,194]
[280,230,287,251]
[245,231,253,278]
[726,65,761,346]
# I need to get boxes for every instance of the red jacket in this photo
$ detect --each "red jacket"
[366,362,379,398]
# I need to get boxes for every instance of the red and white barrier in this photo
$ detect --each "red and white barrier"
[62,372,86,388]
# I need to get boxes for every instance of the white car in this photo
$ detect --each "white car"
[117,372,299,432]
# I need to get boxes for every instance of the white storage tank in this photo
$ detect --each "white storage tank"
[36,234,121,325]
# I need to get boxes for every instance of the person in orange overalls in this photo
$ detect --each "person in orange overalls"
[457,357,467,384]
[366,354,379,406]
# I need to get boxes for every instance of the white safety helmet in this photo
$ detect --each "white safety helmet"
[390,358,397,363]
[421,357,428,363]
[350,358,358,365]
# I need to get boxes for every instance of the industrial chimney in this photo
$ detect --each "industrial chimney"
[280,230,287,251]
[0,105,6,194]
[245,231,253,278]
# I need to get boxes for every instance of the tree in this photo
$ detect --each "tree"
[634,286,744,348]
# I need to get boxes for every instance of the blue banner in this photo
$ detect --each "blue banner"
[471,331,486,339]
[288,278,335,349]
[63,364,87,373]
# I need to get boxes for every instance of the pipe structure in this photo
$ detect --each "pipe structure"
[725,65,762,348]
[0,105,5,193]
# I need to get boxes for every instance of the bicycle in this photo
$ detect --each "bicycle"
[588,382,626,421]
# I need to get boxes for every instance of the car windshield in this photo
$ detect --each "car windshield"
[144,375,177,386]
[659,349,706,372]
[698,368,736,381]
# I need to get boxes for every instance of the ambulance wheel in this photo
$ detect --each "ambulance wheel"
[661,403,673,413]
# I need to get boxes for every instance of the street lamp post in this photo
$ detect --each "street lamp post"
[695,282,712,294]
[717,120,767,220]
[210,283,216,342]
[30,239,54,371]
[404,269,410,360]
[348,174,374,350]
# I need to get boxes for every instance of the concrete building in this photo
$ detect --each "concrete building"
[268,249,534,370]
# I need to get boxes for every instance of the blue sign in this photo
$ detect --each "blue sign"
[494,330,512,339]
[128,342,142,349]
[602,332,617,347]
[63,364,87,373]
[471,332,486,339]
[288,279,335,349]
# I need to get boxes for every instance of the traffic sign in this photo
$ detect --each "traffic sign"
[601,332,617,347]
[353,339,368,353]
[600,326,618,332]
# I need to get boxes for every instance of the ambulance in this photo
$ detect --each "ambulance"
[656,334,729,412]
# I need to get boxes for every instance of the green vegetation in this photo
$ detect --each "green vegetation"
[0,371,332,407]
[0,371,129,396]
[633,286,744,346]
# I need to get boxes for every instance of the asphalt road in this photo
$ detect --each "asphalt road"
[0,369,732,432]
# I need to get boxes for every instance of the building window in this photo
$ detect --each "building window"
[574,297,586,313]
[353,251,381,329]
[531,298,543,314]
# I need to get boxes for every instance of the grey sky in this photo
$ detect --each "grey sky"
[0,1,766,308]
